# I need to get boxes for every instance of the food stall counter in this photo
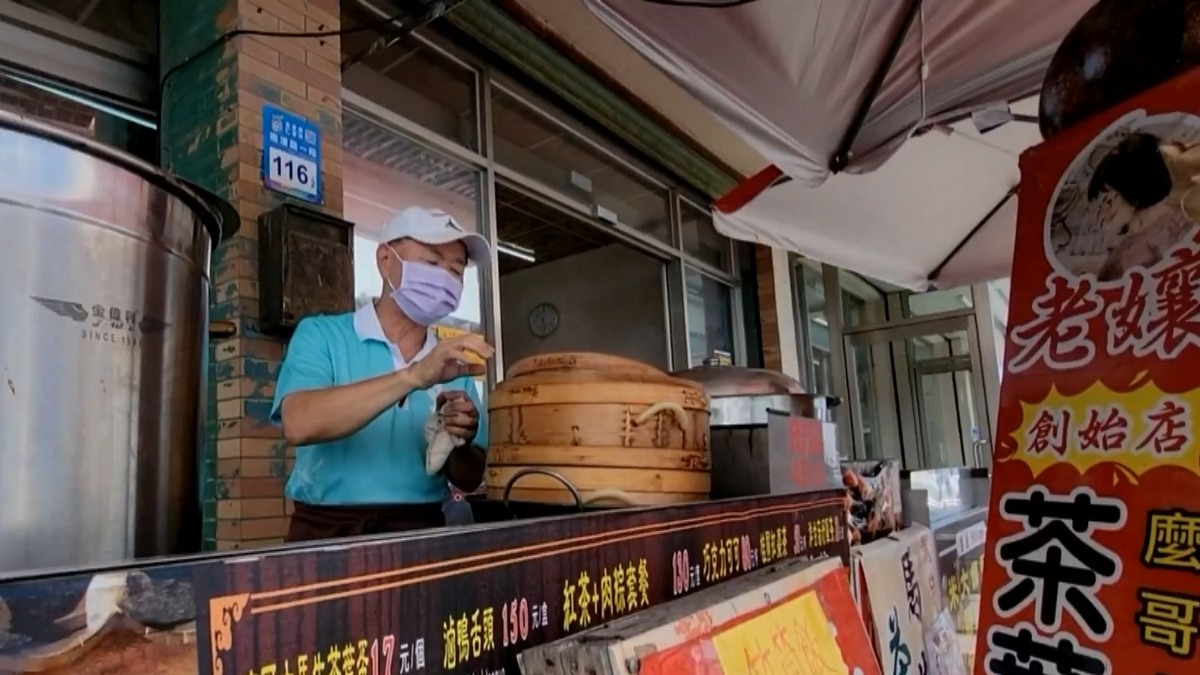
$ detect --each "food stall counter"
[0,490,849,675]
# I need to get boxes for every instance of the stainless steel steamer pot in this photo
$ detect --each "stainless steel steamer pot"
[0,110,236,574]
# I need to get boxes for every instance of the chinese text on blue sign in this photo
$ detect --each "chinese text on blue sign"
[261,104,322,204]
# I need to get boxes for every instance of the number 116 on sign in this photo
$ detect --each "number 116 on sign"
[267,147,317,196]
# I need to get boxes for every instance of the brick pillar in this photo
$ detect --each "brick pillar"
[754,245,802,381]
[160,0,344,550]
[755,245,783,372]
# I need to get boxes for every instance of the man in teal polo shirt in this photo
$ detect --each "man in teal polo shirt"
[271,206,494,542]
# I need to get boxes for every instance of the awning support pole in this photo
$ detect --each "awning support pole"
[926,187,1018,286]
[829,0,923,173]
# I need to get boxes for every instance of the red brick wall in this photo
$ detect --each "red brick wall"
[755,244,784,372]
[162,0,344,550]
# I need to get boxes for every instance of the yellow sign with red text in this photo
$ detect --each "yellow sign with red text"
[1009,378,1199,480]
[710,590,846,675]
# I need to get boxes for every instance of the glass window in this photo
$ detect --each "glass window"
[851,342,884,459]
[0,69,156,160]
[343,107,484,336]
[685,268,734,366]
[907,287,974,317]
[680,199,730,270]
[792,260,834,395]
[909,330,977,468]
[342,33,479,151]
[839,270,888,327]
[491,87,671,243]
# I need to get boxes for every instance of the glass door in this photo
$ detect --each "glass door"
[842,314,992,470]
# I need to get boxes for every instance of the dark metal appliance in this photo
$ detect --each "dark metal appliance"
[672,365,841,499]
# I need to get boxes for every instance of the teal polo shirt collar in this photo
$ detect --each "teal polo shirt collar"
[352,300,437,370]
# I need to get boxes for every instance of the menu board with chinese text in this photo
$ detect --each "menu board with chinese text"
[973,69,1200,675]
[0,492,848,675]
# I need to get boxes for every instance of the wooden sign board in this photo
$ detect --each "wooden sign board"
[0,491,848,675]
[854,526,943,675]
[520,557,879,675]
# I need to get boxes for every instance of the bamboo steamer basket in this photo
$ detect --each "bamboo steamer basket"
[486,352,712,507]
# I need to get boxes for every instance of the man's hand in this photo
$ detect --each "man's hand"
[440,389,487,492]
[437,390,479,443]
[406,334,494,390]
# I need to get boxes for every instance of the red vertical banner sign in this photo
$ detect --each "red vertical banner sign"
[975,68,1200,675]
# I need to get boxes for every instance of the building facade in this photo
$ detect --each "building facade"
[0,0,1010,550]
[775,260,1011,471]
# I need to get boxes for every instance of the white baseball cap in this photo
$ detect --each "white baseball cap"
[379,206,491,268]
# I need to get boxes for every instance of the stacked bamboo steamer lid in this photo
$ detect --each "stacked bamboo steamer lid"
[486,352,712,507]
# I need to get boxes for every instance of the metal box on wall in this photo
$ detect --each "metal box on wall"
[258,203,354,334]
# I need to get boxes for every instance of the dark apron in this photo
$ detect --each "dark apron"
[286,501,446,543]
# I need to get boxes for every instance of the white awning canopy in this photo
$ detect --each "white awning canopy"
[583,0,1098,289]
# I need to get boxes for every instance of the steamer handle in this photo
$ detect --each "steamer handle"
[634,401,691,441]
[502,467,585,513]
[583,490,637,507]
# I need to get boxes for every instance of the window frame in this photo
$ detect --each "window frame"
[0,1,153,106]
[340,27,746,379]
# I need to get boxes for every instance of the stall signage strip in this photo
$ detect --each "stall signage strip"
[974,69,1200,675]
[196,492,847,675]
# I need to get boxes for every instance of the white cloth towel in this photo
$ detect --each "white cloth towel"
[424,387,466,476]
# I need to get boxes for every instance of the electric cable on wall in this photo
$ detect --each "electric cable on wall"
[157,0,464,164]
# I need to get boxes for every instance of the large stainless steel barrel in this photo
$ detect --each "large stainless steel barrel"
[0,111,236,574]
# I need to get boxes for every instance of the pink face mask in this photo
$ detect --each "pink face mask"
[385,251,464,326]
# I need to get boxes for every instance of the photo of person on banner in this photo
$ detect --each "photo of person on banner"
[1049,112,1200,282]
